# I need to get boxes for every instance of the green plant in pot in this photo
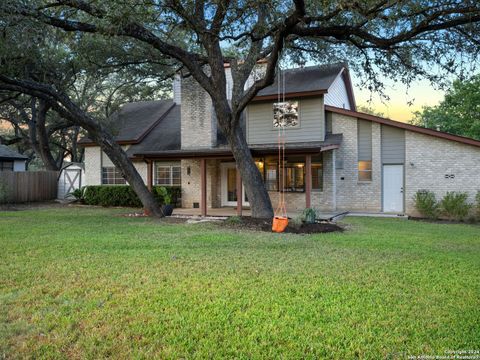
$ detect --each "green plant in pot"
[157,187,174,216]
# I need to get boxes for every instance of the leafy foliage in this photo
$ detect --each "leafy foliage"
[411,75,480,140]
[413,190,439,219]
[301,208,317,224]
[0,179,10,204]
[476,191,480,218]
[82,185,181,208]
[440,192,472,221]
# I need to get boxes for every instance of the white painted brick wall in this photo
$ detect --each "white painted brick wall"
[84,146,148,185]
[84,146,101,185]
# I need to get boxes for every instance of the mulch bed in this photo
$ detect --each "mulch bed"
[224,216,343,234]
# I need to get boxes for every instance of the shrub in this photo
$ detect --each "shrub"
[68,187,85,202]
[82,185,181,208]
[413,190,439,219]
[226,216,242,225]
[302,208,317,224]
[476,191,480,218]
[0,179,10,204]
[290,215,304,229]
[440,191,472,221]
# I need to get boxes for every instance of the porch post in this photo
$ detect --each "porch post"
[236,167,242,216]
[200,158,207,216]
[147,160,153,191]
[305,154,312,208]
[332,149,337,211]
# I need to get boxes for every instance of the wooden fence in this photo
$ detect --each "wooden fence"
[0,171,59,203]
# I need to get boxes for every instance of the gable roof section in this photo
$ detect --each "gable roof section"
[253,63,356,110]
[0,144,28,160]
[325,105,480,148]
[79,100,176,146]
[126,105,181,156]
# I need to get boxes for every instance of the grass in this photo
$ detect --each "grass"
[0,207,479,359]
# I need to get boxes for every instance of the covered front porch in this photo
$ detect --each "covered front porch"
[138,137,341,217]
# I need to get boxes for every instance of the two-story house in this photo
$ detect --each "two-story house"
[81,63,480,216]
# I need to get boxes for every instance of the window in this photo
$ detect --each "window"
[155,163,181,186]
[358,161,372,181]
[358,120,372,181]
[273,101,299,128]
[312,155,323,191]
[265,162,278,191]
[102,167,126,185]
[282,163,305,192]
[0,161,14,171]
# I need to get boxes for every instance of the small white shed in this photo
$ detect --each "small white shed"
[57,162,84,199]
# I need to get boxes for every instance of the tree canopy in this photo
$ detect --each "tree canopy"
[1,0,479,217]
[411,75,480,140]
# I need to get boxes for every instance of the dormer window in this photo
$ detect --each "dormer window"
[273,101,299,128]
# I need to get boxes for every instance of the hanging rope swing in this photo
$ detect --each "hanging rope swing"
[272,65,289,233]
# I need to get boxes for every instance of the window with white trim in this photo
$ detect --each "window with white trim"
[155,162,181,186]
[101,167,126,185]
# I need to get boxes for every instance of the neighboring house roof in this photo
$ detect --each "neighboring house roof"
[79,100,176,146]
[325,105,480,149]
[253,63,356,109]
[0,144,28,160]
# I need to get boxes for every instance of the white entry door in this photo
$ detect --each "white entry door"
[383,165,404,213]
[221,163,249,207]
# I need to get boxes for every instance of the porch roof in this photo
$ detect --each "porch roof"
[131,134,342,160]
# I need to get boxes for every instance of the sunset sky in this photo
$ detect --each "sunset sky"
[351,75,445,122]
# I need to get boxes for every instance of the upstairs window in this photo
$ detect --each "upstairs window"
[102,167,126,185]
[273,101,299,128]
[155,163,181,186]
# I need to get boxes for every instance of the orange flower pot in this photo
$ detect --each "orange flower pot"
[272,216,289,233]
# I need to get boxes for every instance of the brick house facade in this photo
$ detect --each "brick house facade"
[81,64,480,216]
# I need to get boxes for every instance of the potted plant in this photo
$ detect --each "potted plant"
[157,187,174,216]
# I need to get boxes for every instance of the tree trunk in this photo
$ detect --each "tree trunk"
[226,123,273,218]
[88,129,164,217]
[36,100,61,171]
[0,79,164,217]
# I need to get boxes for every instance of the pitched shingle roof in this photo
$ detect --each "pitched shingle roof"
[0,144,28,160]
[79,100,176,145]
[126,105,181,155]
[255,63,346,98]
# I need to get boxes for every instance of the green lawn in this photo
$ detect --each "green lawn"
[0,207,479,359]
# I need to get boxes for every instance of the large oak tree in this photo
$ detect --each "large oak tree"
[1,0,479,218]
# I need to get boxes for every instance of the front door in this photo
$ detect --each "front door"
[383,165,404,213]
[221,163,249,207]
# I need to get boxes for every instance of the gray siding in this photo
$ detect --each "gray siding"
[358,120,372,161]
[324,71,351,110]
[246,97,324,144]
[173,74,181,104]
[381,125,405,164]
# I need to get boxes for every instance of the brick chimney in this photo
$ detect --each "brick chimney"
[180,75,217,149]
